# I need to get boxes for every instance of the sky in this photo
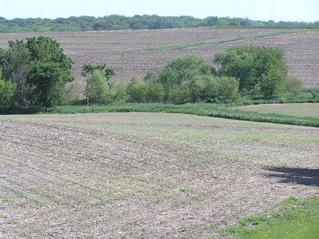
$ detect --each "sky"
[1,0,318,22]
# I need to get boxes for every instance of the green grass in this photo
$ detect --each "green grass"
[223,197,319,239]
[148,30,310,51]
[44,103,319,127]
[238,103,319,119]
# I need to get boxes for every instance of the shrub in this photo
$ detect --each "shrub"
[127,76,165,103]
[0,79,16,108]
[167,86,191,104]
[64,81,80,103]
[190,75,239,102]
[283,76,304,96]
[208,76,240,102]
[127,76,148,103]
[86,69,113,104]
[145,83,165,103]
[157,55,212,100]
[111,83,128,102]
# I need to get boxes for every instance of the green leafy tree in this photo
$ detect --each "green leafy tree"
[157,55,212,100]
[27,62,66,109]
[85,69,114,104]
[0,40,30,107]
[127,76,148,103]
[0,36,73,109]
[26,36,73,83]
[215,46,287,99]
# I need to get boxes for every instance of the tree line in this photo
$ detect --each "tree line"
[0,36,304,110]
[86,47,303,104]
[0,15,318,33]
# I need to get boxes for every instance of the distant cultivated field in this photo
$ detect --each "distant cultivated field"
[1,113,318,238]
[0,28,318,91]
[238,103,319,118]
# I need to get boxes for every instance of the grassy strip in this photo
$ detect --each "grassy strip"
[222,197,319,239]
[45,103,319,127]
[148,30,309,51]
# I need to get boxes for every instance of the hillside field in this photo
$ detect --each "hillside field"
[0,27,319,91]
[0,113,318,238]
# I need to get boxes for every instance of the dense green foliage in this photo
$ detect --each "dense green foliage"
[215,46,288,98]
[0,36,73,109]
[126,48,295,104]
[86,69,114,104]
[127,76,165,103]
[84,64,127,104]
[127,56,239,104]
[224,197,319,239]
[0,77,15,108]
[28,62,66,109]
[0,15,318,33]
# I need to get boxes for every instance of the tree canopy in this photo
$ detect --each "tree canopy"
[0,36,73,109]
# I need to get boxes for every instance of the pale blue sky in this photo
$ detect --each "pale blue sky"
[1,0,318,22]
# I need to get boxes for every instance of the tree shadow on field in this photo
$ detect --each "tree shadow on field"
[264,166,319,187]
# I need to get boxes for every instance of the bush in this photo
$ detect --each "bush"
[127,76,164,103]
[157,55,212,100]
[189,75,239,102]
[64,81,80,103]
[111,83,128,102]
[167,86,191,104]
[284,76,304,96]
[0,79,15,108]
[207,76,240,102]
[127,77,148,103]
[215,46,288,99]
[145,83,165,103]
[86,70,113,104]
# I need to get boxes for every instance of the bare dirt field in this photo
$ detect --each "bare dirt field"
[238,103,319,118]
[0,28,318,91]
[1,113,318,238]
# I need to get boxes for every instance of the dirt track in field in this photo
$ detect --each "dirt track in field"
[0,113,318,238]
[0,28,318,91]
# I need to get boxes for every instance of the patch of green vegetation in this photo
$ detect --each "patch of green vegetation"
[44,103,319,127]
[149,30,308,51]
[238,103,319,119]
[223,197,319,239]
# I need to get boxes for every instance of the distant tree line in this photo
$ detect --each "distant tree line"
[0,15,318,33]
